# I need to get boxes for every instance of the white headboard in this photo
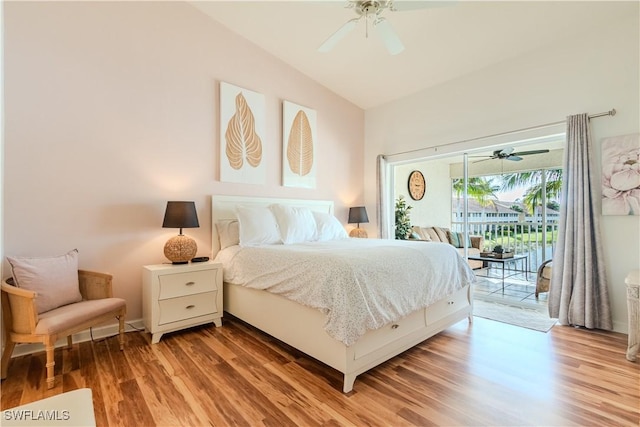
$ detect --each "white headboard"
[211,195,334,257]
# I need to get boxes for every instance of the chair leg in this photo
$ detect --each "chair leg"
[67,335,73,349]
[1,337,16,379]
[118,311,125,351]
[45,337,56,389]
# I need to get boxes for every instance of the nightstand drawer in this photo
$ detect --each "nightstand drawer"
[158,269,217,300]
[158,292,218,325]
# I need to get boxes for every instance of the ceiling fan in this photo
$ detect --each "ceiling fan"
[473,147,550,163]
[318,1,448,55]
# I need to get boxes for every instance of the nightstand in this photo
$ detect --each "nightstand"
[142,261,223,344]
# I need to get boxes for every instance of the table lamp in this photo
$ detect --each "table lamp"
[162,201,199,264]
[348,206,369,238]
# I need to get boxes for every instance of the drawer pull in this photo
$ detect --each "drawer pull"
[185,305,195,309]
[391,324,400,329]
[185,281,196,286]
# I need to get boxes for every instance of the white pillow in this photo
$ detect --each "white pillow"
[216,220,240,249]
[236,205,282,246]
[313,211,348,241]
[7,249,83,314]
[269,204,317,244]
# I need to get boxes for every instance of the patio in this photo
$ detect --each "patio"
[473,269,549,311]
[453,218,557,313]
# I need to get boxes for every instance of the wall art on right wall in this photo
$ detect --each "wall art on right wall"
[601,133,640,215]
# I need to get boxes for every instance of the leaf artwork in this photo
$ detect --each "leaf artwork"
[225,92,262,170]
[286,110,314,176]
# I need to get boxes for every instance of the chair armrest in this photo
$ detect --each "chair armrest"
[1,279,39,334]
[470,235,484,250]
[537,259,553,278]
[78,270,113,300]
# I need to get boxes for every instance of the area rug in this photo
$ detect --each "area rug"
[473,300,558,332]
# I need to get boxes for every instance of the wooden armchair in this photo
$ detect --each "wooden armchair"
[1,270,126,389]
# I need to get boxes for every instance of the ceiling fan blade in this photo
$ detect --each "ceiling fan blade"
[318,18,359,53]
[506,155,523,161]
[472,158,493,164]
[374,17,404,55]
[511,149,550,156]
[390,0,457,12]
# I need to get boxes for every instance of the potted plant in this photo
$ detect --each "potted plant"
[395,195,413,240]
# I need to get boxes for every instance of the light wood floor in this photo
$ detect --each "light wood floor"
[2,315,639,426]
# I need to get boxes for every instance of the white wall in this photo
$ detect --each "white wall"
[366,10,639,332]
[395,161,452,228]
[3,2,364,321]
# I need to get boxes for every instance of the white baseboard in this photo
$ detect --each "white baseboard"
[613,319,628,334]
[8,318,145,358]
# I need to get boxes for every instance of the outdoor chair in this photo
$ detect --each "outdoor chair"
[536,259,553,298]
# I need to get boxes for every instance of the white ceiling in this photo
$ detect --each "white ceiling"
[190,0,635,109]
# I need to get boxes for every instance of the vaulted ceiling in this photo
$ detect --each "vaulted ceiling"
[191,1,635,109]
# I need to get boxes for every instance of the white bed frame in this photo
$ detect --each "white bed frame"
[211,195,473,393]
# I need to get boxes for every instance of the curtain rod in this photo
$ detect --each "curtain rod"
[387,109,616,158]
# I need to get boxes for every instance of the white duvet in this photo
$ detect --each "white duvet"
[214,239,475,346]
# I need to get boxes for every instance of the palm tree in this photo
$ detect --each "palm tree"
[452,177,499,207]
[500,169,562,214]
[452,177,499,228]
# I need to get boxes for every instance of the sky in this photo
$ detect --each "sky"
[498,187,526,202]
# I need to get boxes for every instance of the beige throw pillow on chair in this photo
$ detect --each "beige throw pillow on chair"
[7,249,83,314]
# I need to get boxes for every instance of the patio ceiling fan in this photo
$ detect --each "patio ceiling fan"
[472,147,550,163]
[318,0,452,55]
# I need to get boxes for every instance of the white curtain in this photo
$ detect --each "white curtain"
[548,113,612,330]
[376,154,391,239]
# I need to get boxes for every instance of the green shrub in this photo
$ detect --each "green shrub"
[395,196,412,240]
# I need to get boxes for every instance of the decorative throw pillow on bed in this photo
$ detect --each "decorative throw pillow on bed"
[269,204,317,244]
[313,211,348,241]
[7,249,83,314]
[236,205,282,246]
[216,219,240,249]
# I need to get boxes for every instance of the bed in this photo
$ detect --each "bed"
[211,195,475,393]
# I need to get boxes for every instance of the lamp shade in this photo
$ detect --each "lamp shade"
[162,201,199,231]
[162,201,199,264]
[348,206,369,224]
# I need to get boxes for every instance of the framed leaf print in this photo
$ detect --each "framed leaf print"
[282,101,317,188]
[220,82,266,184]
